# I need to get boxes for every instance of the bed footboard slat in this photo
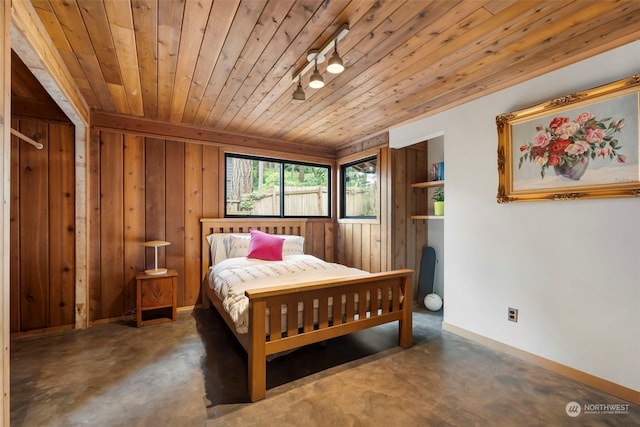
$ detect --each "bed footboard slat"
[358,289,367,318]
[303,298,314,333]
[369,287,379,318]
[346,292,355,322]
[318,296,329,329]
[381,284,390,314]
[392,285,400,312]
[286,301,297,337]
[269,304,280,341]
[332,294,342,325]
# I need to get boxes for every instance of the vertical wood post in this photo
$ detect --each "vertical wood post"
[201,232,210,309]
[399,275,413,348]
[248,299,266,402]
[1,0,10,422]
[75,125,89,328]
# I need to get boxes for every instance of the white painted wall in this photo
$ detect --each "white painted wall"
[427,136,444,298]
[390,41,640,391]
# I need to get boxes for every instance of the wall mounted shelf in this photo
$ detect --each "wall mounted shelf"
[411,179,445,219]
[410,215,445,221]
[411,180,444,189]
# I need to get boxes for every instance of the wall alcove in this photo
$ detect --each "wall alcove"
[10,51,76,333]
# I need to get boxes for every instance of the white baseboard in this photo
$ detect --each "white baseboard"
[442,322,639,405]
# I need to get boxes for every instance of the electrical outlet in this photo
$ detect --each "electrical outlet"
[508,307,518,322]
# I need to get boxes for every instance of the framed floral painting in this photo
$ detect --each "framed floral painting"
[496,74,640,203]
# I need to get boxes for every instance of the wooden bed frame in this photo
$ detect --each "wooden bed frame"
[200,218,413,402]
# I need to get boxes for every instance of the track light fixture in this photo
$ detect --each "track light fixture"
[292,76,306,101]
[327,40,344,74]
[309,58,324,89]
[291,23,349,101]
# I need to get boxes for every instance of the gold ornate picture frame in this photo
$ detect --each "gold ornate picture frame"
[497,74,640,203]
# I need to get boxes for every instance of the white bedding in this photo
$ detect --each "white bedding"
[208,254,368,334]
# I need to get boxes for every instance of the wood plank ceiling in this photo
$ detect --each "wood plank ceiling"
[27,0,640,149]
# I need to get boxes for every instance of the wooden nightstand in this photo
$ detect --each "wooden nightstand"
[136,269,178,327]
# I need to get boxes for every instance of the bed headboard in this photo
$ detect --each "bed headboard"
[200,218,307,279]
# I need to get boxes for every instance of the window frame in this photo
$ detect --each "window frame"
[224,153,331,218]
[339,155,379,221]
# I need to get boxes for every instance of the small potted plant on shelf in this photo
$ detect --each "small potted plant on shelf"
[432,187,444,216]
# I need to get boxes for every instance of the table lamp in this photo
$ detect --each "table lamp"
[143,240,171,275]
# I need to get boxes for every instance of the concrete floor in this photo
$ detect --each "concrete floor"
[10,306,639,426]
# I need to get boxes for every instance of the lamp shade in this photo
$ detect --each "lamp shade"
[144,240,171,275]
[143,240,171,248]
[292,80,306,101]
[309,60,324,89]
[327,41,344,74]
[327,53,344,74]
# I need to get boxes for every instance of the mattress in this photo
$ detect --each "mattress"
[207,254,369,334]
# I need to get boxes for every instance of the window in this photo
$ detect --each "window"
[225,154,330,218]
[340,156,378,219]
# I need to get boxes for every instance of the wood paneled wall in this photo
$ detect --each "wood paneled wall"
[306,219,335,263]
[10,115,416,327]
[391,142,430,298]
[336,147,391,273]
[90,130,215,321]
[89,128,334,322]
[336,142,429,299]
[10,118,76,332]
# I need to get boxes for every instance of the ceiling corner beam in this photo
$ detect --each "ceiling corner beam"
[91,111,337,160]
[10,0,89,127]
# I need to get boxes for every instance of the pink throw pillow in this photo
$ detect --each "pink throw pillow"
[247,229,285,261]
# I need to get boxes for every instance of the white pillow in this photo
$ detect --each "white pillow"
[281,235,305,256]
[205,233,233,266]
[225,234,251,258]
